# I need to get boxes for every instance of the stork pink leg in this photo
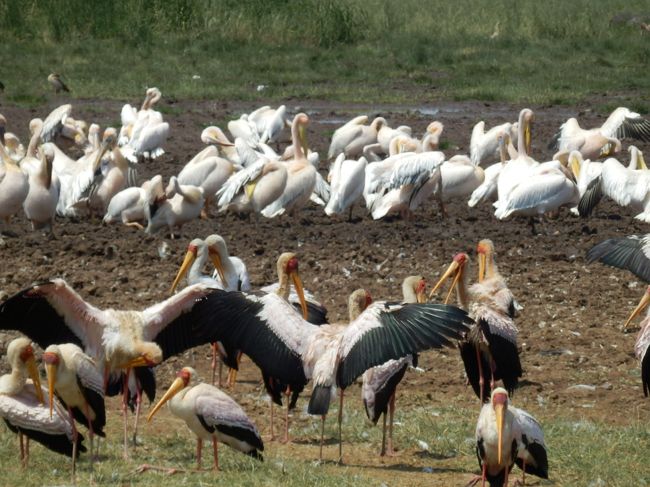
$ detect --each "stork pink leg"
[84,401,95,467]
[282,387,291,444]
[19,432,25,467]
[196,438,203,470]
[269,401,276,441]
[337,389,345,464]
[212,437,219,471]
[387,392,396,456]
[380,411,387,456]
[476,345,485,403]
[132,381,142,449]
[122,369,130,459]
[25,437,29,467]
[68,406,78,476]
[210,343,218,386]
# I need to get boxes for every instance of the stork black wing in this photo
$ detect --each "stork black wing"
[337,303,471,389]
[587,234,650,282]
[0,282,83,349]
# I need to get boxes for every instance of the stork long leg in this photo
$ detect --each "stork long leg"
[319,415,326,462]
[122,369,130,459]
[476,345,485,403]
[196,438,203,470]
[212,437,219,471]
[132,381,142,449]
[227,352,243,389]
[380,412,387,456]
[210,343,218,386]
[25,437,29,467]
[269,401,276,441]
[68,406,78,477]
[482,461,487,487]
[281,387,291,444]
[522,458,526,485]
[387,392,396,456]
[84,401,95,469]
[19,432,25,467]
[337,389,345,464]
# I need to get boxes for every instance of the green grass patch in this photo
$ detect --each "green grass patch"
[0,0,648,105]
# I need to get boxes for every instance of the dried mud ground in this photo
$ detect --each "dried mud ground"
[1,98,650,486]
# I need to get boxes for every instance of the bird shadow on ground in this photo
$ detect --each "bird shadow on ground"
[413,449,457,460]
[342,460,469,475]
[290,436,339,446]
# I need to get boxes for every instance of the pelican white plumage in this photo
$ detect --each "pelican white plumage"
[178,155,235,216]
[261,113,318,218]
[467,130,511,209]
[324,154,367,219]
[259,105,289,145]
[216,158,288,218]
[145,367,263,472]
[146,176,204,237]
[365,151,445,220]
[228,114,258,143]
[0,338,86,470]
[328,116,385,160]
[0,141,29,232]
[435,154,484,215]
[103,175,165,228]
[22,145,58,233]
[121,88,169,162]
[550,106,650,160]
[578,146,650,221]
[470,121,517,166]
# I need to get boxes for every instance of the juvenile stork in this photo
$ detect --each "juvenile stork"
[0,338,86,472]
[144,367,263,473]
[0,279,222,457]
[361,275,426,457]
[42,343,105,466]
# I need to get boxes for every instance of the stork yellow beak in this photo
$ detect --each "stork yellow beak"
[170,249,197,295]
[290,270,309,320]
[625,292,650,329]
[478,252,487,282]
[416,288,427,304]
[25,356,44,405]
[119,355,152,369]
[147,377,185,422]
[209,250,227,287]
[45,363,57,418]
[495,403,505,465]
[429,260,460,301]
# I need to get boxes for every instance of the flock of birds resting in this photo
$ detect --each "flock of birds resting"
[2,84,650,486]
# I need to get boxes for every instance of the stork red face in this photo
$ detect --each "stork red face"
[170,240,202,295]
[283,255,308,320]
[19,344,35,363]
[416,278,427,303]
[286,256,299,274]
[19,344,44,405]
[148,367,195,423]
[365,290,373,308]
[177,368,192,386]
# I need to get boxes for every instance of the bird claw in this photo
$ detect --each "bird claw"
[464,475,482,487]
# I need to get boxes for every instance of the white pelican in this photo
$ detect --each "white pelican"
[468,133,510,208]
[259,105,289,146]
[430,241,521,403]
[216,158,288,219]
[178,155,235,217]
[328,116,385,160]
[48,73,70,93]
[578,146,650,220]
[469,388,520,487]
[261,113,318,218]
[103,175,165,229]
[365,151,445,220]
[23,144,58,233]
[0,279,223,457]
[623,286,650,396]
[121,88,169,162]
[375,123,412,155]
[145,367,263,472]
[227,114,258,143]
[361,275,426,457]
[0,141,29,232]
[495,108,535,211]
[42,343,105,466]
[145,176,205,237]
[435,154,484,215]
[324,154,367,219]
[470,121,517,166]
[550,106,650,160]
[0,338,85,470]
[200,286,470,461]
[73,145,135,216]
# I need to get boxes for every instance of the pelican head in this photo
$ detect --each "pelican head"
[120,342,163,369]
[201,126,234,147]
[477,239,496,282]
[170,238,202,294]
[348,288,372,321]
[293,113,310,157]
[205,234,229,286]
[518,108,534,155]
[491,387,509,465]
[7,338,44,404]
[42,345,62,418]
[277,252,308,319]
[624,285,650,329]
[429,252,468,303]
[147,367,195,422]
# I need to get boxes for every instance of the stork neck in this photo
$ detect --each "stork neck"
[0,369,26,395]
[276,272,291,300]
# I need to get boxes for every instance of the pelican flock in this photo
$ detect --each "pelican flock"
[1,93,650,485]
